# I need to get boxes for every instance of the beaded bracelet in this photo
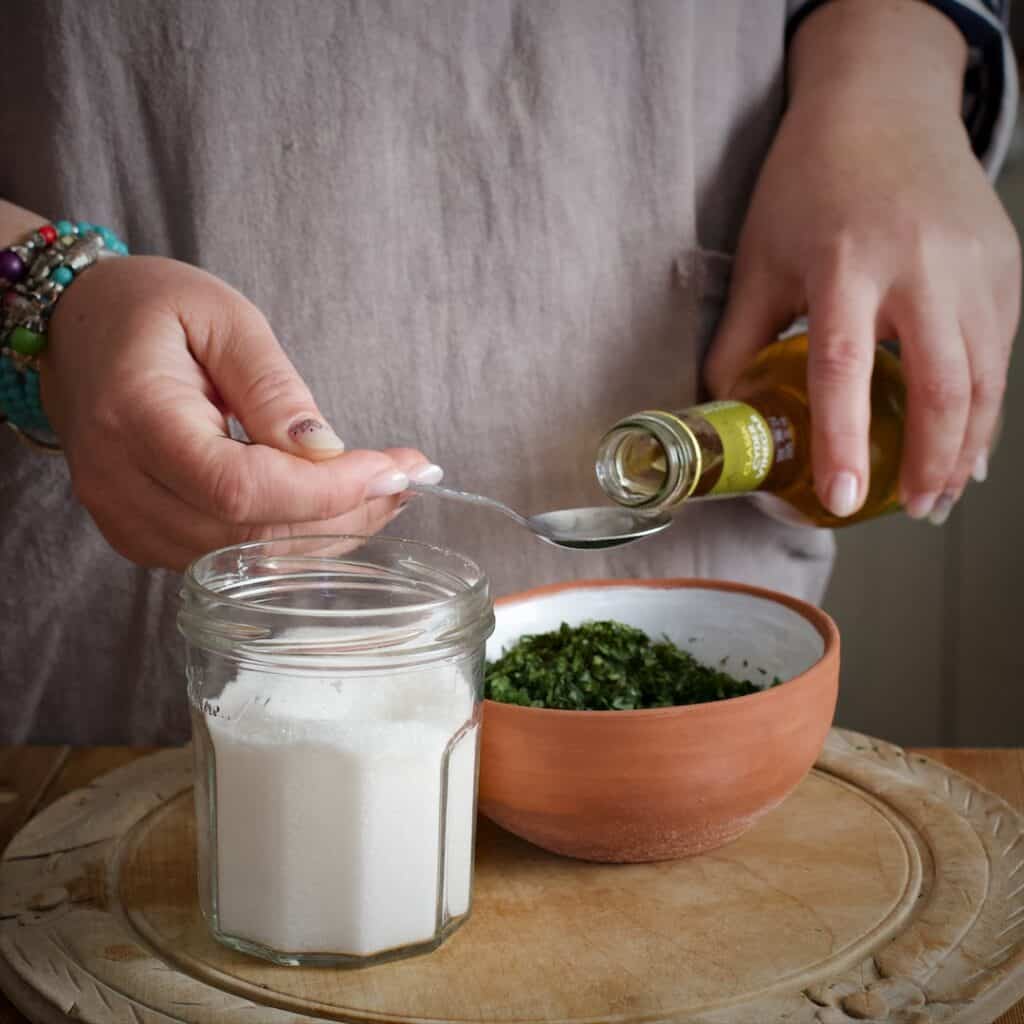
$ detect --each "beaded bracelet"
[0,220,128,448]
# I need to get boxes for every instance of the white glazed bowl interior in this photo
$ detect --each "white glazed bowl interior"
[487,584,825,688]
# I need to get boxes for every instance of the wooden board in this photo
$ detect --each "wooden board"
[0,750,68,863]
[0,730,1022,1023]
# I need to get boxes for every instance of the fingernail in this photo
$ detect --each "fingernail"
[408,463,444,485]
[905,492,939,520]
[288,417,345,454]
[389,500,409,521]
[366,469,410,499]
[928,492,956,527]
[826,472,860,518]
[972,451,988,484]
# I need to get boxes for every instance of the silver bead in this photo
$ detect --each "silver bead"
[9,302,37,323]
[11,246,30,263]
[28,250,60,275]
[64,237,101,272]
[3,294,33,316]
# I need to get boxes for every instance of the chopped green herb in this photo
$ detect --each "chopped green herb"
[485,620,780,711]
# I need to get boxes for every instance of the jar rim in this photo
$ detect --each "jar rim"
[183,535,488,614]
[178,535,494,667]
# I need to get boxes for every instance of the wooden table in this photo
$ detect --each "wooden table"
[0,746,1020,1024]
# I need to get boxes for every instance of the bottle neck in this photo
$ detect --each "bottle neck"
[596,400,780,513]
[595,412,702,510]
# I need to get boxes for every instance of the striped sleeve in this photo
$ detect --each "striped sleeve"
[786,0,1018,178]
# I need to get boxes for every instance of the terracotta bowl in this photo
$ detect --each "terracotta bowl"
[478,579,839,862]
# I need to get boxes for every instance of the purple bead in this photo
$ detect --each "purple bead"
[0,249,25,284]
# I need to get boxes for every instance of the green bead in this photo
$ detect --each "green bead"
[51,266,73,286]
[9,325,46,356]
[54,220,73,236]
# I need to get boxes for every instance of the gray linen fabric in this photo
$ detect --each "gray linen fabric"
[0,1,835,743]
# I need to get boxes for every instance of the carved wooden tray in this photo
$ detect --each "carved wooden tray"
[0,729,1022,1023]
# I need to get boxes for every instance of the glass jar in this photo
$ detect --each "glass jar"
[178,536,494,968]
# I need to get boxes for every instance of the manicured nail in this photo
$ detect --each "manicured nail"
[905,492,939,520]
[972,451,988,484]
[408,463,444,485]
[288,417,345,454]
[366,469,410,498]
[928,493,955,527]
[826,472,860,518]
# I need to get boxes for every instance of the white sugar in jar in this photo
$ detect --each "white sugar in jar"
[178,537,493,967]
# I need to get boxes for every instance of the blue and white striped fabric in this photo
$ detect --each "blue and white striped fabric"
[787,0,1017,178]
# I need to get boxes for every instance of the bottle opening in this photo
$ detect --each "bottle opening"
[596,426,671,506]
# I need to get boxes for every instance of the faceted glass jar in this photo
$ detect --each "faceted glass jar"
[178,536,494,967]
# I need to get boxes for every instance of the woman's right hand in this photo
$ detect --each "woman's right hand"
[40,255,436,570]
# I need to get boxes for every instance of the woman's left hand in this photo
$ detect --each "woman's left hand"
[704,0,1021,525]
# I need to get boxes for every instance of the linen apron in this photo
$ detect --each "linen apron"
[0,1,835,743]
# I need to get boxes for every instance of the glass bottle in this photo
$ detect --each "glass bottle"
[178,535,494,967]
[595,333,905,528]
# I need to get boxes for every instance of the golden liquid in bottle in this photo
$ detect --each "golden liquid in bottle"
[596,334,907,528]
[738,334,905,526]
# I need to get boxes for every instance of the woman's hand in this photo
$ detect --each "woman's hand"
[41,255,437,569]
[705,0,1021,524]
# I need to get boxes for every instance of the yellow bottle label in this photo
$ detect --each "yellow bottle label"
[696,400,774,496]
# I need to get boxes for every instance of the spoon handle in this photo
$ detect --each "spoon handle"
[407,482,532,530]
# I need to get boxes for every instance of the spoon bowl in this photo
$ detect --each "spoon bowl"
[408,483,671,549]
[526,507,671,549]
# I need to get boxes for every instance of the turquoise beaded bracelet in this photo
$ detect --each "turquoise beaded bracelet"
[0,220,128,447]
